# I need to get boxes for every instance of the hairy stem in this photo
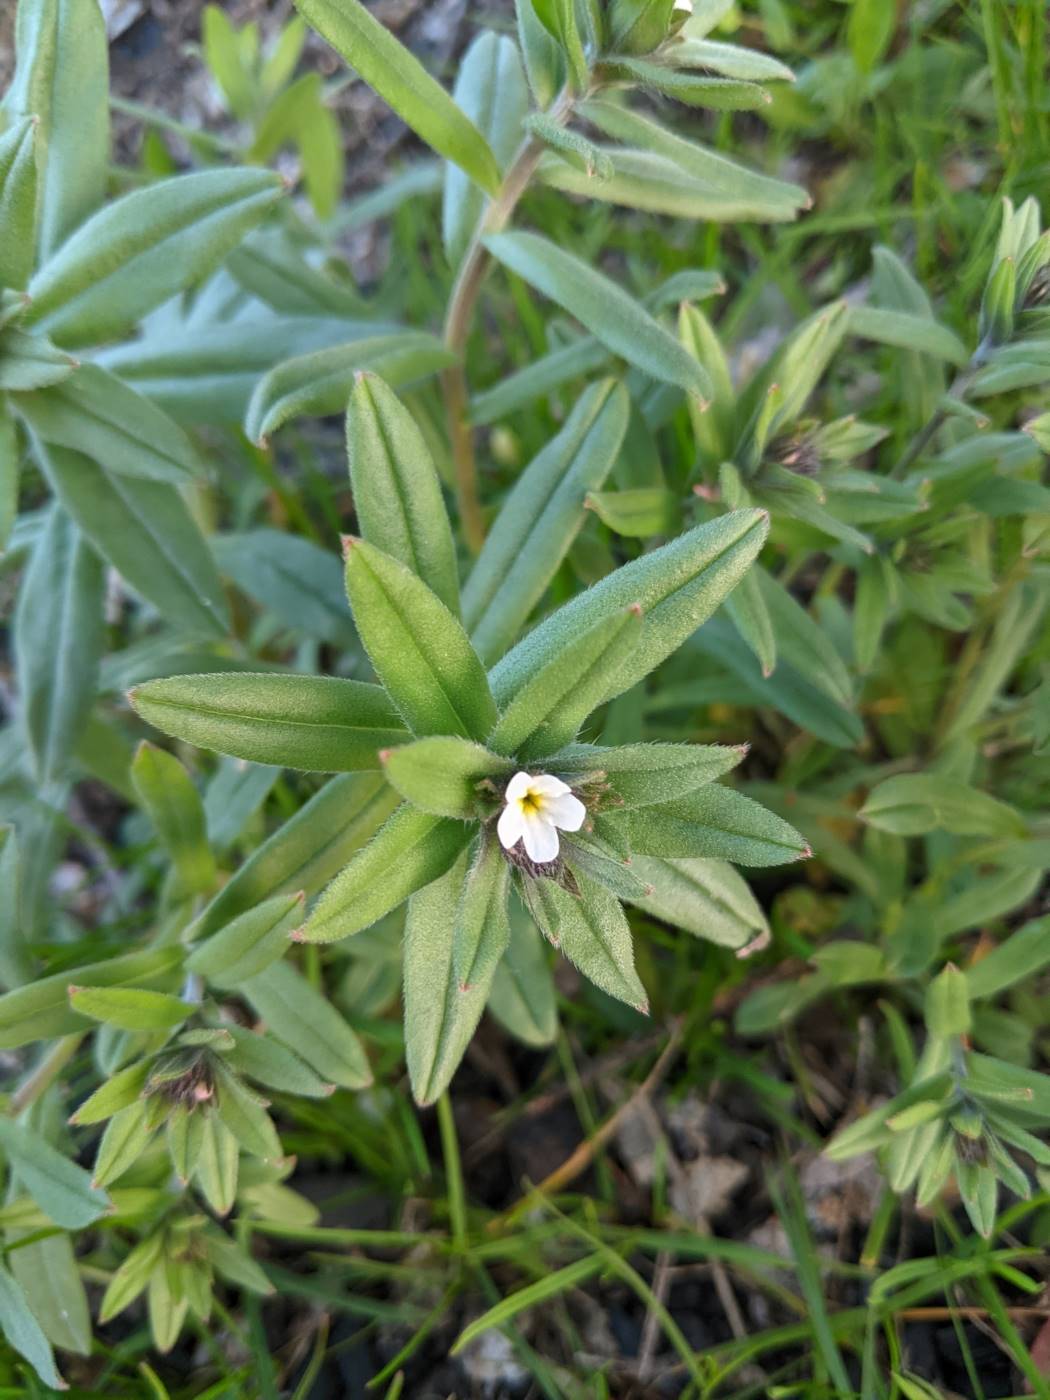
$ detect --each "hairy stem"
[442,90,575,553]
[891,363,980,480]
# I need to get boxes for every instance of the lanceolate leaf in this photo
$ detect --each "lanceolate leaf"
[490,509,768,706]
[576,99,807,218]
[463,379,629,663]
[189,773,398,942]
[246,332,455,444]
[9,1233,91,1358]
[344,538,497,741]
[489,606,644,760]
[241,959,372,1089]
[212,530,357,647]
[294,0,502,194]
[0,397,19,551]
[37,443,230,638]
[627,784,809,865]
[187,892,305,985]
[0,1263,63,1390]
[0,1119,109,1228]
[131,743,216,897]
[404,860,495,1105]
[535,874,648,1010]
[628,856,768,948]
[300,802,473,943]
[25,169,285,347]
[15,365,204,485]
[444,33,529,267]
[346,373,460,614]
[0,118,38,289]
[483,233,712,397]
[487,900,557,1046]
[2,0,109,257]
[15,505,104,786]
[131,673,408,772]
[552,741,745,806]
[453,836,511,990]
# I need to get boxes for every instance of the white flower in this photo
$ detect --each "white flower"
[497,771,586,865]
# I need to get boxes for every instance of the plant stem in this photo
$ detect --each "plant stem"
[442,90,574,553]
[10,1034,82,1115]
[891,364,978,479]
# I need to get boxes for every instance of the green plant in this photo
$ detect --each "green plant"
[2,0,1050,1392]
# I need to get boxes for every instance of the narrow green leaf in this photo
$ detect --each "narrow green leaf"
[213,529,356,647]
[93,1100,157,1189]
[132,742,216,897]
[381,737,511,819]
[25,169,284,347]
[490,508,768,707]
[70,1059,151,1126]
[131,672,407,772]
[586,487,678,538]
[194,1110,238,1216]
[0,1263,63,1390]
[186,892,304,985]
[464,378,629,663]
[601,57,770,109]
[443,33,529,267]
[15,504,104,785]
[966,916,1050,1000]
[453,836,511,990]
[404,860,495,1106]
[2,0,108,257]
[849,304,968,366]
[68,984,193,1032]
[293,0,502,194]
[212,1062,282,1161]
[0,946,184,1049]
[578,99,807,217]
[860,774,1025,838]
[535,874,648,1010]
[246,331,454,445]
[628,855,768,949]
[0,119,38,289]
[516,0,566,108]
[627,784,809,865]
[300,801,473,943]
[667,37,795,82]
[0,397,19,552]
[487,901,557,1047]
[223,1025,333,1098]
[484,233,711,397]
[15,365,203,485]
[346,373,460,614]
[924,965,971,1039]
[553,741,745,806]
[241,959,372,1089]
[490,605,644,761]
[345,538,497,741]
[190,773,397,943]
[37,443,230,638]
[0,1119,109,1228]
[9,1233,91,1357]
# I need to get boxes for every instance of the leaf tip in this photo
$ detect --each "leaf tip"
[735,742,751,756]
[341,534,360,559]
[289,925,308,943]
[798,844,813,861]
[627,601,643,617]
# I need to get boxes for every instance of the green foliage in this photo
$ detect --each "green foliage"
[1,0,1049,1391]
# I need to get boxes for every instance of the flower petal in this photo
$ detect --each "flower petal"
[497,802,524,850]
[521,811,559,864]
[546,792,586,832]
[505,771,533,802]
[530,773,572,797]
